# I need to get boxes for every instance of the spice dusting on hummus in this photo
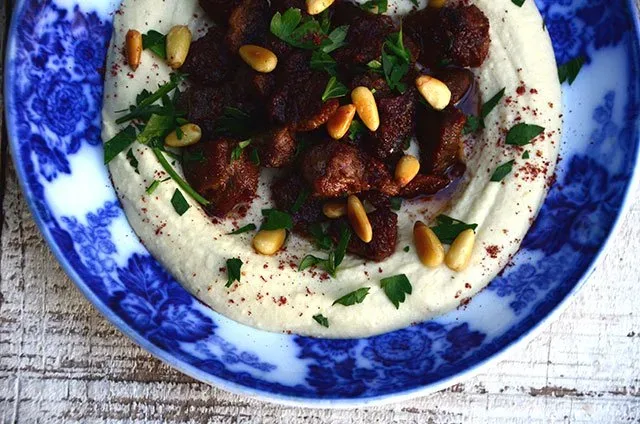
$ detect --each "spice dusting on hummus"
[102,0,563,338]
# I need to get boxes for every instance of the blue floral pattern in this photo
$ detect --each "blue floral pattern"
[5,0,640,403]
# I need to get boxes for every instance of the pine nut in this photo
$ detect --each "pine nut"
[415,75,452,111]
[239,45,278,73]
[252,229,287,255]
[323,201,347,219]
[347,195,372,243]
[166,25,192,69]
[395,155,421,186]
[307,0,335,15]
[413,222,445,268]
[125,30,142,71]
[351,86,380,131]
[429,0,447,7]
[326,104,356,140]
[445,229,475,272]
[164,124,202,148]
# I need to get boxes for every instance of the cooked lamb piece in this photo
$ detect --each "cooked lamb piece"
[253,126,297,168]
[179,86,228,141]
[272,174,324,231]
[417,105,466,175]
[268,52,339,131]
[332,2,396,67]
[432,68,474,106]
[301,142,399,198]
[198,0,242,27]
[269,0,306,13]
[181,28,235,87]
[404,5,490,68]
[368,88,417,161]
[226,0,271,52]
[330,208,398,262]
[360,190,392,209]
[182,138,260,217]
[399,174,450,198]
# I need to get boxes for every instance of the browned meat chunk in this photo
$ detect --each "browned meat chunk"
[183,138,259,217]
[399,174,450,198]
[417,106,466,175]
[252,73,276,99]
[272,174,324,231]
[254,126,297,168]
[331,208,398,262]
[179,86,227,141]
[182,28,235,87]
[198,0,242,26]
[332,2,396,67]
[301,142,399,198]
[432,68,474,106]
[226,0,271,52]
[368,89,417,161]
[350,72,391,99]
[268,52,337,131]
[270,0,306,13]
[405,5,490,68]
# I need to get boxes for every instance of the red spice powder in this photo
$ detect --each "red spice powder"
[485,245,501,259]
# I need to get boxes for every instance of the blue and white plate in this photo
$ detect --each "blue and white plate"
[5,0,640,406]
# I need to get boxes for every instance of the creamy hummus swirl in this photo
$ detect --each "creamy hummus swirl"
[102,0,562,337]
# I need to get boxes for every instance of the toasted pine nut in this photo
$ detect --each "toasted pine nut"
[306,0,335,15]
[347,195,372,243]
[166,25,192,69]
[429,0,447,8]
[252,229,287,255]
[327,104,356,140]
[395,155,421,186]
[445,229,475,272]
[239,45,278,73]
[415,75,452,111]
[323,202,347,219]
[413,222,445,268]
[126,30,142,71]
[351,86,380,131]
[165,124,202,148]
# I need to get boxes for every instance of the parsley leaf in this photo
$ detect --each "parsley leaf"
[270,8,328,50]
[228,224,257,235]
[464,88,506,135]
[249,148,261,165]
[299,225,351,277]
[431,215,478,244]
[230,139,252,162]
[361,0,388,13]
[183,149,206,163]
[311,50,337,75]
[323,25,349,53]
[309,222,333,250]
[349,120,367,141]
[313,314,329,328]
[512,0,525,6]
[225,258,243,288]
[333,287,370,306]
[136,113,174,145]
[558,56,585,85]
[126,149,140,174]
[409,0,419,6]
[142,30,166,59]
[366,59,383,71]
[322,76,349,101]
[389,197,402,211]
[522,150,530,159]
[104,126,137,164]
[115,73,186,124]
[506,123,545,146]
[171,189,190,216]
[404,246,410,252]
[291,188,310,213]
[380,274,412,309]
[491,160,515,182]
[261,209,293,231]
[382,30,410,93]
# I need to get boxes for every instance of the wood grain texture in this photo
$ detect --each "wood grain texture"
[1,2,640,422]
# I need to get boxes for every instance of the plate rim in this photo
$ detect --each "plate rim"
[4,0,640,407]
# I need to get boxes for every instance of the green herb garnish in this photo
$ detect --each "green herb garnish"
[142,30,166,59]
[491,160,515,182]
[558,56,585,85]
[126,148,139,173]
[183,149,206,163]
[431,215,478,244]
[349,120,367,140]
[115,73,186,125]
[215,107,254,139]
[360,0,388,13]
[322,76,349,101]
[313,314,329,328]
[225,258,243,288]
[506,123,545,146]
[291,188,310,213]
[512,0,525,6]
[146,180,161,195]
[309,222,333,250]
[382,30,411,93]
[310,50,337,75]
[228,224,257,235]
[522,151,530,159]
[299,225,351,277]
[389,197,402,211]
[104,126,137,164]
[171,189,190,216]
[270,8,328,50]
[404,246,410,252]
[152,148,210,205]
[380,274,412,309]
[230,139,252,163]
[261,209,294,231]
[464,88,506,135]
[323,25,349,53]
[333,287,370,306]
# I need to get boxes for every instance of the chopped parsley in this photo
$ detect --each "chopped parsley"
[333,287,370,306]
[309,222,334,250]
[142,29,166,59]
[381,29,411,93]
[270,8,328,50]
[228,224,257,235]
[389,197,402,211]
[464,87,506,134]
[360,0,388,13]
[491,160,515,182]
[145,177,170,195]
[225,258,243,288]
[404,246,410,252]
[230,139,252,162]
[261,209,294,231]
[313,314,330,328]
[558,56,585,85]
[409,0,419,6]
[299,225,351,277]
[103,126,137,164]
[183,149,206,163]
[349,120,367,140]
[380,274,412,309]
[153,148,210,205]
[506,123,545,146]
[522,150,530,159]
[291,188,310,213]
[170,189,190,216]
[310,50,337,75]
[512,0,525,6]
[126,148,139,174]
[367,59,382,71]
[323,25,349,53]
[115,72,186,125]
[322,76,349,101]
[249,148,261,165]
[431,215,478,245]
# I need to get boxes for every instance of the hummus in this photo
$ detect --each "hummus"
[102,0,562,338]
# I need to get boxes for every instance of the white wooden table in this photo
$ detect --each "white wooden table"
[1,3,640,423]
